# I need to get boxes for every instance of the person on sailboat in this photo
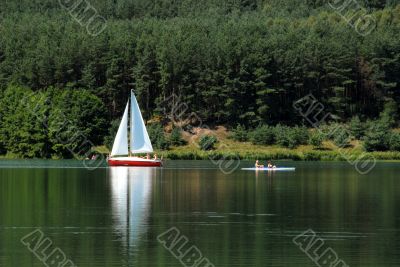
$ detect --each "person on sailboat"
[153,154,158,160]
[146,153,151,159]
[255,160,264,168]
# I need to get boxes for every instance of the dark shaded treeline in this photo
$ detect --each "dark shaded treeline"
[0,0,400,157]
[0,86,107,158]
[2,0,399,19]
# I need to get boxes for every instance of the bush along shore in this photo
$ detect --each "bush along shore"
[157,149,400,161]
[2,90,400,161]
[149,104,400,161]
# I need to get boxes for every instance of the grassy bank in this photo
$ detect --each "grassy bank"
[157,149,400,161]
[89,127,400,161]
[3,129,400,161]
[149,128,400,161]
[3,142,400,161]
[155,143,400,161]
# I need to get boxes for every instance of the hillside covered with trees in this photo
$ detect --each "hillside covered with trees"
[1,0,400,158]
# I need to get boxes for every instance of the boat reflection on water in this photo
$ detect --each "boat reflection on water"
[109,167,155,250]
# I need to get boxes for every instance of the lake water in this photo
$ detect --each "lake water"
[0,160,399,267]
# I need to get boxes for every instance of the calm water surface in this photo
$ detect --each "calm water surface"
[0,160,400,267]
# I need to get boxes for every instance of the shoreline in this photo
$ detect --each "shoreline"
[2,148,400,161]
[157,150,400,161]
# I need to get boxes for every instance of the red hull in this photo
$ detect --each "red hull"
[108,158,162,167]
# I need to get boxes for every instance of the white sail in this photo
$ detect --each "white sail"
[130,91,154,154]
[111,101,129,157]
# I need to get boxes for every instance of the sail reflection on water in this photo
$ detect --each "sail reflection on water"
[109,167,154,249]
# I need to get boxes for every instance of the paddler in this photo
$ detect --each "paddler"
[267,161,276,168]
[255,160,264,168]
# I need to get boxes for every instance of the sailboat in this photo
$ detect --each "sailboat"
[108,90,163,167]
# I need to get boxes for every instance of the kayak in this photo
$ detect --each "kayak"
[242,167,295,171]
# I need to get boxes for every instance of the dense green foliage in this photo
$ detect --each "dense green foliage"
[148,123,170,150]
[363,123,389,151]
[388,132,400,151]
[309,131,325,148]
[250,125,274,145]
[1,1,400,125]
[247,124,309,148]
[359,106,400,151]
[198,135,218,151]
[333,127,351,148]
[231,125,249,142]
[169,127,187,146]
[349,116,365,140]
[1,0,400,157]
[274,125,310,149]
[0,85,106,158]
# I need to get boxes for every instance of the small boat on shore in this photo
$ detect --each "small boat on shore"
[108,90,162,167]
[242,167,295,171]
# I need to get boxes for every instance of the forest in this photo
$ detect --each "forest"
[1,0,400,158]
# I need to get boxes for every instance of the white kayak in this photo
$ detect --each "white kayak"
[242,167,296,171]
